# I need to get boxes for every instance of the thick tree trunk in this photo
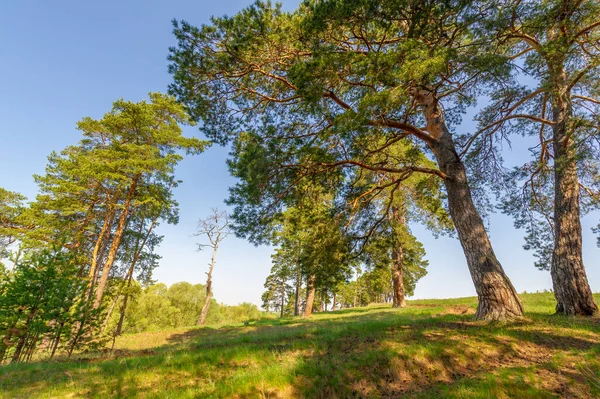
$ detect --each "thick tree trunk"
[549,64,597,316]
[302,275,316,318]
[391,246,407,308]
[418,92,523,320]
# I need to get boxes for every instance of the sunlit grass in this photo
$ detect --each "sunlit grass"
[1,293,599,398]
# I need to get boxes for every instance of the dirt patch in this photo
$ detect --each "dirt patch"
[436,305,476,316]
[410,303,441,308]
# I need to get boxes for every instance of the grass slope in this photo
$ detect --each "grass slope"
[1,293,599,398]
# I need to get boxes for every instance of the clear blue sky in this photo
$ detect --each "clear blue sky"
[1,1,598,306]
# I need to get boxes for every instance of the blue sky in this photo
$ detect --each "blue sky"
[1,0,598,306]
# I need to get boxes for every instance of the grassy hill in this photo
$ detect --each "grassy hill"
[1,293,599,398]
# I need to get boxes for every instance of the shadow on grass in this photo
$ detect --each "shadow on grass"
[1,302,599,398]
[288,313,600,398]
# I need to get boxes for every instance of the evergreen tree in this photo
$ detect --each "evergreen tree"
[169,0,524,320]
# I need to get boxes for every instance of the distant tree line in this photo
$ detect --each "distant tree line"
[106,281,264,335]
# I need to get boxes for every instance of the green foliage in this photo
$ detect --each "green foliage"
[0,188,26,258]
[472,0,600,268]
[119,282,265,333]
[122,282,216,333]
[0,248,95,363]
[0,93,208,361]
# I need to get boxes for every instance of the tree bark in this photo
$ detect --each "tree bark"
[198,242,218,326]
[280,280,285,318]
[294,269,301,316]
[87,203,115,299]
[417,92,524,320]
[302,274,316,318]
[390,207,407,308]
[548,61,598,316]
[391,246,407,308]
[50,321,64,358]
[93,175,140,309]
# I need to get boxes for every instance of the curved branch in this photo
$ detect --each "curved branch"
[574,20,600,40]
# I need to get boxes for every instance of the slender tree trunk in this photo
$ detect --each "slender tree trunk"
[100,294,120,334]
[294,269,301,316]
[302,274,316,318]
[280,280,285,318]
[198,242,219,326]
[319,292,324,312]
[417,92,523,320]
[548,62,597,316]
[332,293,337,311]
[24,333,38,362]
[88,199,116,288]
[115,284,132,338]
[94,175,140,309]
[390,207,407,308]
[115,262,137,340]
[50,321,64,358]
[11,308,37,363]
[101,213,160,333]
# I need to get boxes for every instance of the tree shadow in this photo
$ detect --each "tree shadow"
[290,313,600,398]
[2,304,599,398]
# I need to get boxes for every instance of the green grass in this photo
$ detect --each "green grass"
[1,293,599,398]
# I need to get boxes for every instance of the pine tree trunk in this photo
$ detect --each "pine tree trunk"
[390,207,407,308]
[417,92,523,321]
[280,280,285,318]
[50,322,64,358]
[93,175,140,309]
[87,204,115,298]
[11,307,37,363]
[294,270,301,316]
[115,295,129,338]
[302,275,316,318]
[549,63,597,316]
[392,246,407,308]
